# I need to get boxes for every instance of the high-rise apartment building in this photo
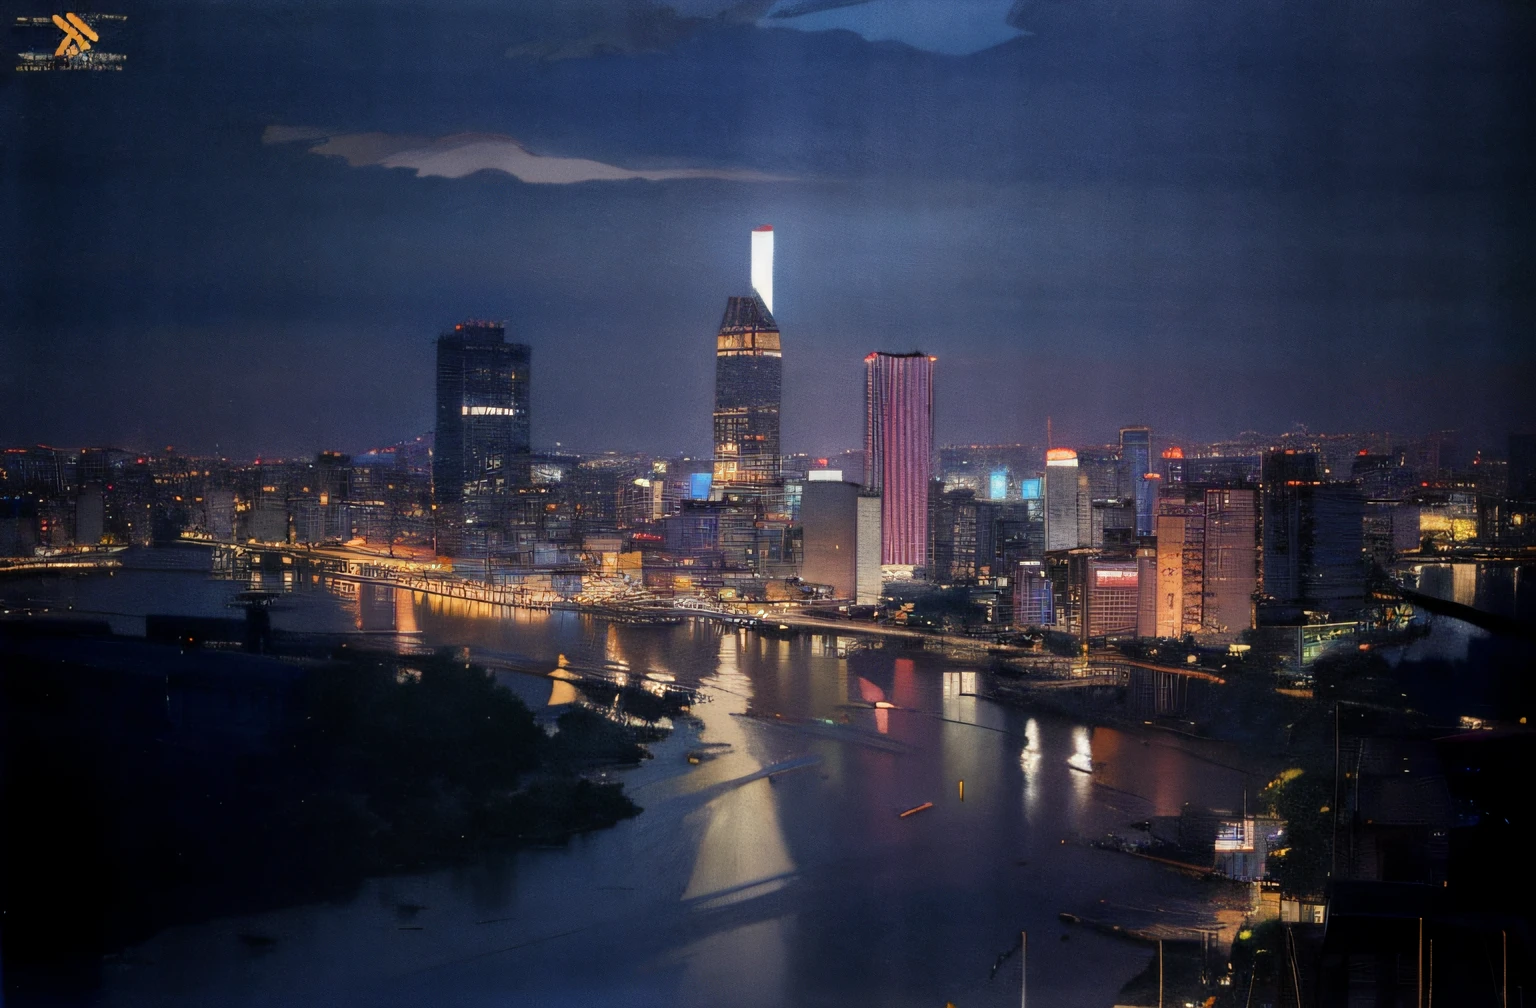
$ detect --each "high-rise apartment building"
[433,320,532,555]
[864,351,935,570]
[1120,426,1154,536]
[1044,448,1079,551]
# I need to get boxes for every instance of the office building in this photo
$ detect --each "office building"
[855,493,882,604]
[1136,540,1158,637]
[1161,445,1185,484]
[1155,497,1205,639]
[1153,485,1257,641]
[929,486,1000,583]
[712,293,782,490]
[1120,426,1154,536]
[800,479,860,599]
[433,320,532,555]
[1013,559,1056,627]
[1044,448,1079,551]
[864,351,935,571]
[1201,488,1257,640]
[1084,557,1140,640]
[1261,451,1366,619]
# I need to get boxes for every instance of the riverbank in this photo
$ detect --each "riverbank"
[0,633,664,997]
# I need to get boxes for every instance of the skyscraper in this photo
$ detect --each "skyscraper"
[1120,426,1154,536]
[864,351,934,569]
[1202,487,1257,639]
[713,227,782,490]
[433,320,531,555]
[1044,447,1079,551]
[1260,451,1365,619]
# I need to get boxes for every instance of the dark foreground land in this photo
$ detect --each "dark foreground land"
[0,624,655,998]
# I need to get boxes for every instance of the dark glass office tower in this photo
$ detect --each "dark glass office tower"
[1260,450,1365,619]
[712,295,782,489]
[1119,426,1154,537]
[433,320,531,555]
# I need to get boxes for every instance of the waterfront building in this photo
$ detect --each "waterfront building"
[1201,488,1257,640]
[1013,559,1056,627]
[1260,451,1366,620]
[1155,497,1205,638]
[928,486,1000,584]
[864,351,935,572]
[433,320,532,555]
[855,493,882,604]
[712,294,782,490]
[1120,426,1154,536]
[1152,485,1258,641]
[1044,448,1079,551]
[1136,540,1158,637]
[1083,557,1140,640]
[800,479,860,599]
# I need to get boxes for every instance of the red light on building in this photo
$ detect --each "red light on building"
[1162,446,1184,459]
[1045,448,1077,462]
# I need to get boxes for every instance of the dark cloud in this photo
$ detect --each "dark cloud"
[1,0,1531,458]
[265,126,793,183]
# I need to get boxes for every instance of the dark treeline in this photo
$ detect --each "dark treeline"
[1,642,646,998]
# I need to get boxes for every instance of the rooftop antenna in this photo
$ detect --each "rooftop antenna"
[1046,416,1053,451]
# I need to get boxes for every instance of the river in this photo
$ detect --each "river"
[8,550,1256,1007]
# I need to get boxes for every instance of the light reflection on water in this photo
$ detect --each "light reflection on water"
[7,556,1258,1008]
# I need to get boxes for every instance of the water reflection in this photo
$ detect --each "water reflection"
[1404,560,1536,622]
[1068,725,1094,811]
[10,553,1268,1008]
[1020,717,1042,816]
[680,633,796,911]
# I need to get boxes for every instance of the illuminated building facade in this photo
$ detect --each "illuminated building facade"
[1155,498,1205,638]
[1201,488,1257,639]
[864,351,934,569]
[1013,559,1056,627]
[1120,426,1154,536]
[1044,448,1079,551]
[1153,485,1258,641]
[1161,445,1185,484]
[712,297,781,489]
[433,320,532,554]
[1084,557,1140,639]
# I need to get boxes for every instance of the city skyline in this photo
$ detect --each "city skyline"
[6,3,1534,1004]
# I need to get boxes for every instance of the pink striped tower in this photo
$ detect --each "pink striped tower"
[863,351,935,569]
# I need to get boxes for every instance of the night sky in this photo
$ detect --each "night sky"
[3,0,1532,459]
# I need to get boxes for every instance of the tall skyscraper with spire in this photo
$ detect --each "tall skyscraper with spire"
[712,226,782,489]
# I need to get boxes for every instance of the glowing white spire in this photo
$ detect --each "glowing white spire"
[751,224,774,315]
